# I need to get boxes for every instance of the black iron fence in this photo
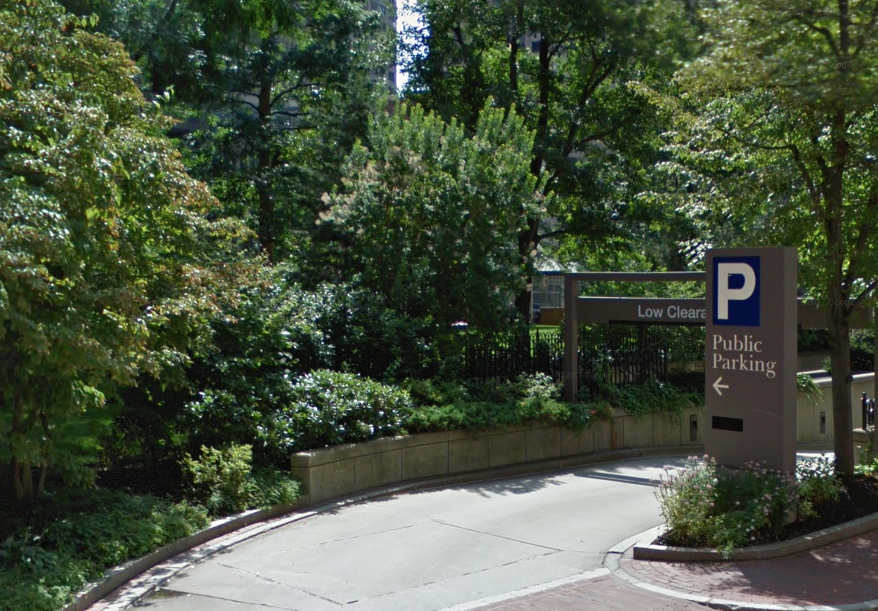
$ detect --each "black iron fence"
[461,330,565,382]
[460,325,706,395]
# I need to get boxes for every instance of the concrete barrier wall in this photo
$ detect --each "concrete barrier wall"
[291,407,704,503]
[797,373,874,443]
[289,374,874,503]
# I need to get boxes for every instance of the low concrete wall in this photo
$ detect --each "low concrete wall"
[289,374,876,503]
[797,372,874,443]
[797,351,830,372]
[291,407,705,503]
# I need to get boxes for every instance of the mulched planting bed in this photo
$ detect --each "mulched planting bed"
[780,474,878,540]
[656,474,878,547]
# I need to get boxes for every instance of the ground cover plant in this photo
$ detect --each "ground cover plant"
[0,490,209,611]
[0,452,301,611]
[657,455,878,556]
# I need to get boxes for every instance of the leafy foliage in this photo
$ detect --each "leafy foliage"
[65,0,392,262]
[259,370,412,458]
[323,102,539,336]
[404,373,610,433]
[604,379,700,419]
[0,489,209,611]
[181,444,301,516]
[403,0,702,314]
[658,456,801,556]
[0,0,247,501]
[796,455,843,512]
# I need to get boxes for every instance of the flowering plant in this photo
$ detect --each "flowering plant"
[657,455,800,556]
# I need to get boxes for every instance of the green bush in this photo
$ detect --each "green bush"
[0,489,209,611]
[609,379,699,418]
[181,444,302,516]
[250,469,302,508]
[797,455,843,512]
[403,378,469,407]
[404,373,608,433]
[106,264,334,479]
[657,456,800,556]
[182,444,256,515]
[259,370,412,456]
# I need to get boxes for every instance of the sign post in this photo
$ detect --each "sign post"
[705,247,797,472]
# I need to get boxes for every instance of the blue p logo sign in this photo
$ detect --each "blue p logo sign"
[713,256,760,327]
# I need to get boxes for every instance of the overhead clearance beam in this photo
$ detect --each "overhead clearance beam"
[562,272,875,402]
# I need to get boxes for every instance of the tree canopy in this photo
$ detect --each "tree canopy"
[0,0,245,501]
[63,0,393,263]
[665,0,878,473]
[322,102,540,337]
[402,0,701,317]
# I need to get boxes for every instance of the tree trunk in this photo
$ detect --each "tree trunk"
[257,80,276,262]
[828,293,854,475]
[515,218,539,322]
[10,389,25,502]
[11,456,23,501]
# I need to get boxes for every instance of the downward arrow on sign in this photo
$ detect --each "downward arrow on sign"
[713,377,729,396]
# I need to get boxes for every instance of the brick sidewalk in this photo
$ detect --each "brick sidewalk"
[469,530,878,611]
[474,575,706,611]
[622,529,878,607]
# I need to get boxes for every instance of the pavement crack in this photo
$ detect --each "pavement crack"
[217,562,344,607]
[262,522,426,556]
[350,551,558,604]
[430,519,563,552]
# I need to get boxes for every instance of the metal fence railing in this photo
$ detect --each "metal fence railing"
[459,325,706,395]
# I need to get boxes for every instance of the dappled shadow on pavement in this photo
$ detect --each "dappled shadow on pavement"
[447,473,567,498]
[625,530,878,606]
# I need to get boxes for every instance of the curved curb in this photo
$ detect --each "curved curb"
[69,445,694,611]
[64,498,312,611]
[633,512,878,562]
[605,527,878,611]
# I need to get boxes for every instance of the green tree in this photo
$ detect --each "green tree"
[670,0,878,474]
[322,103,540,341]
[0,0,243,501]
[402,0,699,318]
[64,0,393,263]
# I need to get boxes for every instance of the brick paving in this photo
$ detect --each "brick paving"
[474,575,705,611]
[470,530,878,611]
[623,529,878,607]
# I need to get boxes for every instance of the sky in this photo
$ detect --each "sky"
[395,0,421,92]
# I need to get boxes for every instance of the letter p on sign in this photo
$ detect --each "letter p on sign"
[713,256,760,327]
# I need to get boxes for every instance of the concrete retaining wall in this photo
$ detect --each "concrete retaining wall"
[291,407,705,504]
[797,372,874,443]
[290,373,876,504]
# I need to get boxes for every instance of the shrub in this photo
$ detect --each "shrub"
[250,469,302,508]
[403,378,469,407]
[314,283,440,381]
[658,456,800,556]
[0,489,209,611]
[610,379,698,419]
[797,455,843,511]
[855,449,878,476]
[182,444,256,515]
[259,370,412,456]
[106,264,333,478]
[181,444,302,516]
[404,373,606,433]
